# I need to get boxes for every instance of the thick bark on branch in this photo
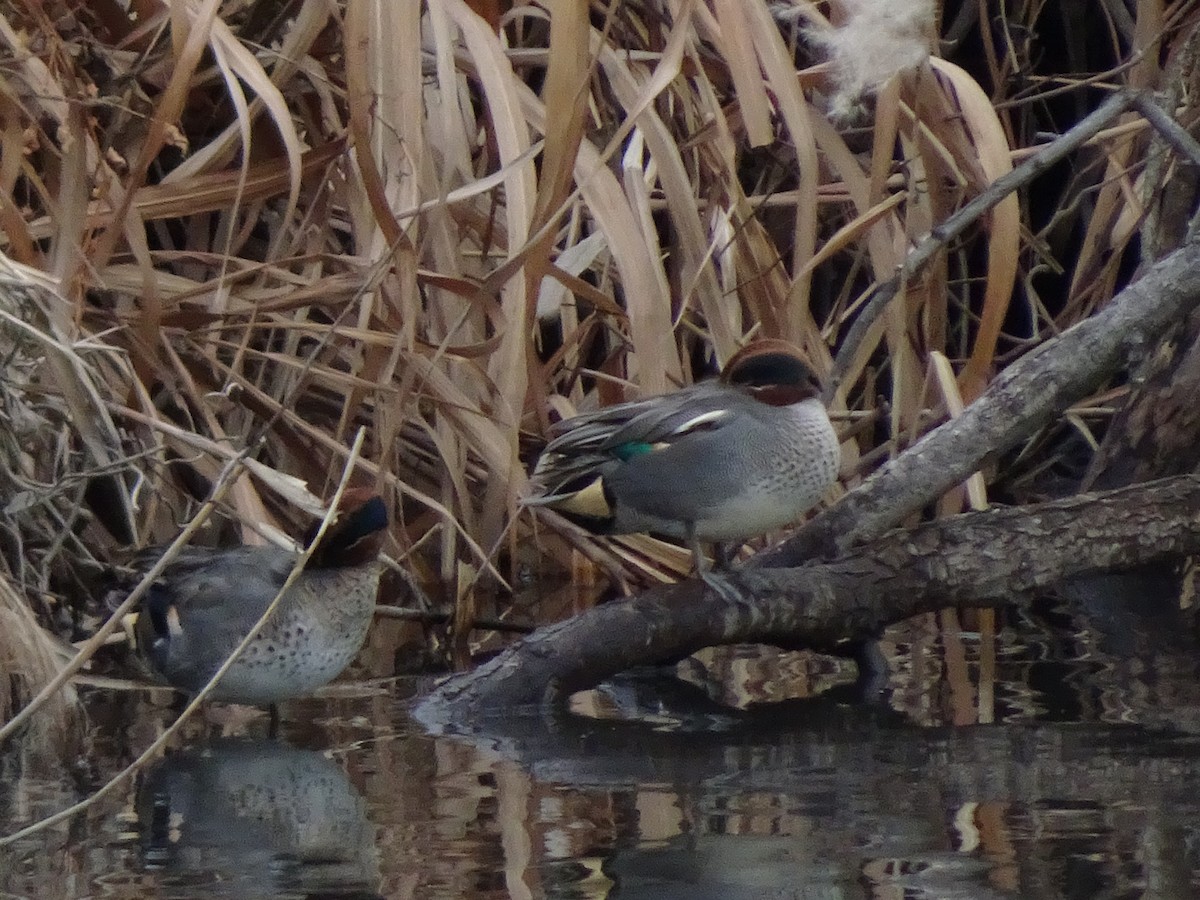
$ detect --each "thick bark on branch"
[419,475,1200,718]
[418,241,1200,721]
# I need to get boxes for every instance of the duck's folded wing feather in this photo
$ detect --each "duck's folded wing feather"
[138,546,296,628]
[544,382,743,455]
[529,385,756,503]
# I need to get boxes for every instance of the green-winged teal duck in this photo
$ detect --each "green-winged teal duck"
[132,492,387,705]
[525,341,840,579]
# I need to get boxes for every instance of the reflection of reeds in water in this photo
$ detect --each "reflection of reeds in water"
[675,645,857,709]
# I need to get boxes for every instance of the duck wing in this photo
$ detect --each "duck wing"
[529,382,752,499]
[134,545,297,635]
[543,382,746,455]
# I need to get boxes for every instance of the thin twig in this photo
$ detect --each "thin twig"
[830,90,1138,396]
[1132,92,1200,169]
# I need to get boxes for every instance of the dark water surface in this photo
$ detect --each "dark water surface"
[4,591,1200,899]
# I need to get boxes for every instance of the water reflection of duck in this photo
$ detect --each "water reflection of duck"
[137,739,381,898]
[129,493,387,706]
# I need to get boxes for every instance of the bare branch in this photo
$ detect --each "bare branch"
[416,474,1200,718]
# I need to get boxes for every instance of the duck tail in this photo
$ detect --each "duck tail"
[308,494,388,569]
[522,476,617,535]
[137,584,181,666]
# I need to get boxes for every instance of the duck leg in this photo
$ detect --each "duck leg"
[711,541,735,570]
[686,526,746,607]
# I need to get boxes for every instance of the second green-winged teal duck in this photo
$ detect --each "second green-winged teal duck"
[525,341,840,578]
[132,492,387,705]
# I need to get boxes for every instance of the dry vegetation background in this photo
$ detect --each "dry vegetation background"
[0,0,1195,709]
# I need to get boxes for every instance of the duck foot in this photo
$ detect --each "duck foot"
[699,567,749,608]
[689,530,757,611]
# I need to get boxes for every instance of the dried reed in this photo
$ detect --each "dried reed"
[0,0,1180,662]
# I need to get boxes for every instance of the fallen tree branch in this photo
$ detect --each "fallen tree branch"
[417,474,1200,718]
[770,237,1200,564]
